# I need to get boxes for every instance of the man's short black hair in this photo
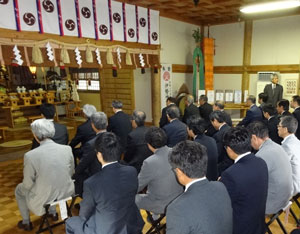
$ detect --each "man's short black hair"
[247,121,269,139]
[214,101,225,110]
[223,127,252,155]
[132,110,146,127]
[166,105,180,119]
[292,95,300,106]
[187,116,206,135]
[167,97,176,104]
[281,116,298,134]
[145,127,167,149]
[40,103,55,119]
[95,132,121,162]
[199,95,208,102]
[209,110,226,123]
[262,104,277,116]
[169,140,207,178]
[277,99,290,111]
[258,93,268,103]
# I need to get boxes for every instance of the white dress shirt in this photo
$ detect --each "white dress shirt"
[234,152,251,163]
[185,177,207,192]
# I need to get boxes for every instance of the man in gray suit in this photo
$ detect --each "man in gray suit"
[166,140,233,234]
[248,121,293,214]
[264,73,283,107]
[15,119,74,231]
[136,127,183,215]
[278,116,300,196]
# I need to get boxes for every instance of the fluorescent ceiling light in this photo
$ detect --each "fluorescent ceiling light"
[240,0,300,13]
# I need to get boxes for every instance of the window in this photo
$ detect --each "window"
[70,68,100,91]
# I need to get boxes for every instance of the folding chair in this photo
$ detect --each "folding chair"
[265,201,292,234]
[145,211,166,234]
[36,195,78,234]
[290,194,300,226]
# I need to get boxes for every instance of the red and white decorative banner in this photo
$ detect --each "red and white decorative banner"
[77,0,95,39]
[124,3,136,43]
[111,1,124,42]
[137,6,148,44]
[161,64,173,109]
[17,0,39,32]
[149,9,159,45]
[59,0,78,37]
[0,0,16,30]
[0,0,160,44]
[95,0,111,41]
[37,0,60,35]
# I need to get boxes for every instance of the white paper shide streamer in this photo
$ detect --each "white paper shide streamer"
[75,47,82,66]
[46,42,54,61]
[95,48,102,66]
[116,47,121,64]
[13,45,23,65]
[139,53,145,67]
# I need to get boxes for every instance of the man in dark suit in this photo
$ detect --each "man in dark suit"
[124,110,152,173]
[277,99,292,117]
[258,92,268,111]
[291,95,300,139]
[166,140,233,234]
[32,103,68,149]
[237,95,263,127]
[159,97,176,128]
[264,73,283,107]
[69,104,97,165]
[163,105,188,147]
[187,116,218,181]
[210,111,233,175]
[182,95,199,124]
[220,127,268,234]
[66,132,144,234]
[136,127,183,215]
[72,112,107,197]
[107,100,132,152]
[198,95,213,124]
[262,104,282,144]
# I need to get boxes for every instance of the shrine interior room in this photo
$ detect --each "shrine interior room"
[0,0,300,233]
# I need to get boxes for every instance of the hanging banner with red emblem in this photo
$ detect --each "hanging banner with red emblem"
[76,0,95,39]
[111,1,124,42]
[137,6,148,44]
[0,0,16,30]
[37,0,60,35]
[16,0,39,32]
[58,0,78,37]
[149,9,159,45]
[95,0,111,41]
[124,3,136,43]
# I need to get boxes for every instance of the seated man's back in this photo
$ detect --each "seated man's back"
[25,140,74,215]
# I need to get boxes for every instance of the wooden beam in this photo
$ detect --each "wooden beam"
[247,64,300,73]
[172,64,193,73]
[242,20,253,93]
[214,66,244,74]
[0,28,160,50]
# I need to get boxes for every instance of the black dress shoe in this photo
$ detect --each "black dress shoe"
[74,203,80,210]
[17,220,33,231]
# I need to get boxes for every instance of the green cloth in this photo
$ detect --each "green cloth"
[193,47,204,98]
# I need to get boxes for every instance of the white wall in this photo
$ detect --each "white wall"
[134,68,152,122]
[160,17,197,94]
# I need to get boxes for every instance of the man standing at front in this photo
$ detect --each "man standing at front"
[264,73,283,107]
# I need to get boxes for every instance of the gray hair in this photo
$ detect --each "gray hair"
[83,104,97,118]
[280,116,298,134]
[31,119,55,141]
[166,105,180,119]
[112,100,123,109]
[247,95,256,104]
[214,101,225,110]
[186,95,194,105]
[91,112,107,130]
[271,73,279,80]
[132,110,146,127]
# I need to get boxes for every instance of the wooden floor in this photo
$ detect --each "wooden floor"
[0,119,299,234]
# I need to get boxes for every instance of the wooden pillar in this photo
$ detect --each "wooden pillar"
[242,20,253,92]
[151,68,161,126]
